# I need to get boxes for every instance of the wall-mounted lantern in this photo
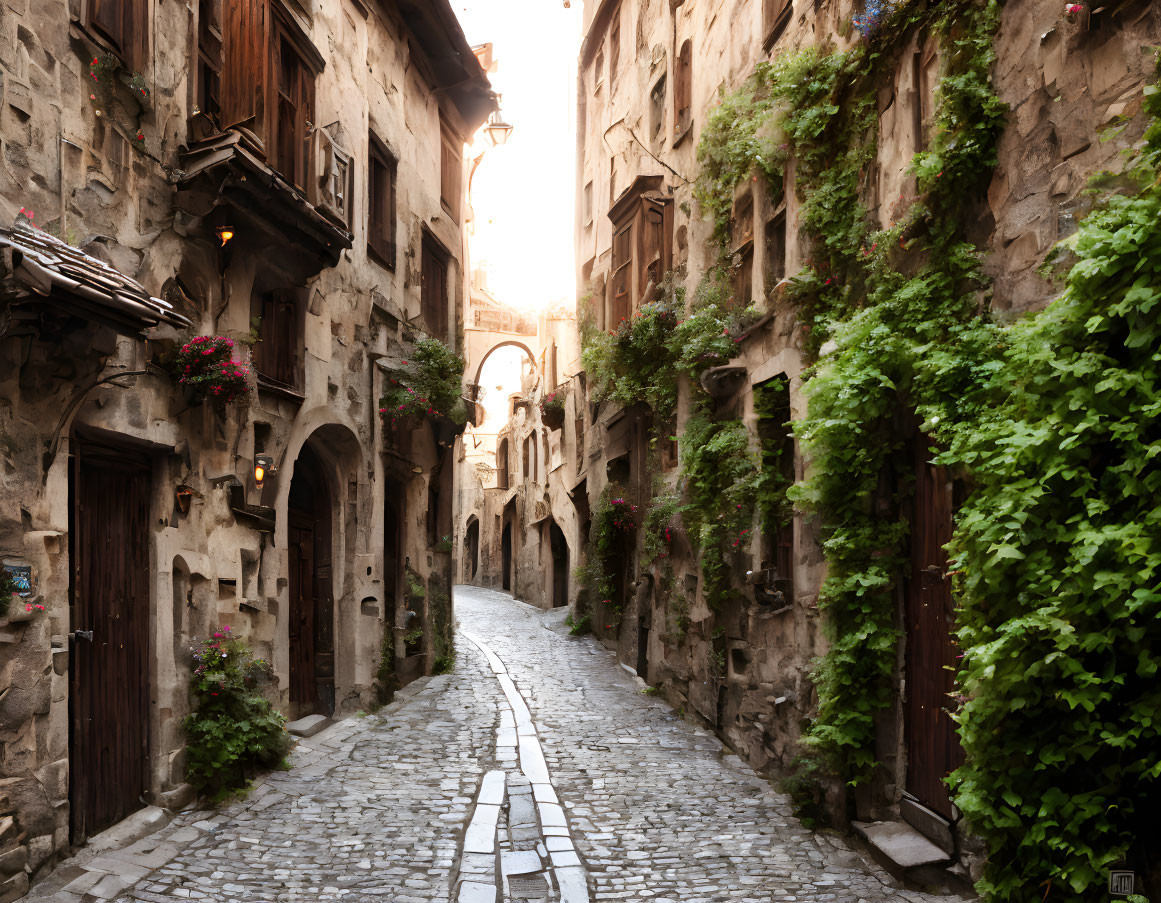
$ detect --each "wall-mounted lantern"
[254,455,275,488]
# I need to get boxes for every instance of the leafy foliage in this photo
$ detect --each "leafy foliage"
[184,628,290,798]
[0,568,17,620]
[379,337,467,427]
[941,73,1161,900]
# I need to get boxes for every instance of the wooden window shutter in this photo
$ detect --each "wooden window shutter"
[222,0,267,138]
[421,239,449,339]
[89,0,149,72]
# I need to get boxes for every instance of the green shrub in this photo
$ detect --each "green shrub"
[0,568,17,619]
[183,627,291,799]
[379,336,467,426]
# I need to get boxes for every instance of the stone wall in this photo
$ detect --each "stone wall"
[571,0,1161,871]
[0,0,490,897]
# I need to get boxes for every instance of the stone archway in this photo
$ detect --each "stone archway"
[282,420,364,718]
[471,339,539,390]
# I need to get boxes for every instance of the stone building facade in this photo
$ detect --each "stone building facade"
[0,0,493,897]
[558,0,1161,883]
[453,298,582,611]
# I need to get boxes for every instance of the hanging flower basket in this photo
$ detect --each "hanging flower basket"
[174,336,252,406]
[540,390,567,430]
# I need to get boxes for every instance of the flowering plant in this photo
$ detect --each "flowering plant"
[184,626,290,797]
[1064,1,1085,16]
[852,0,899,37]
[379,336,467,431]
[174,336,251,405]
[539,388,567,427]
[606,497,639,532]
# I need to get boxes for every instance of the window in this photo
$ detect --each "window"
[763,0,793,49]
[199,0,321,188]
[421,236,450,339]
[732,194,754,308]
[523,436,531,482]
[274,36,315,190]
[912,39,939,151]
[196,0,223,124]
[368,133,397,268]
[765,182,787,293]
[609,175,673,322]
[756,377,795,590]
[496,439,509,490]
[316,129,353,228]
[440,118,463,223]
[87,0,149,72]
[674,40,692,140]
[583,181,594,225]
[650,75,667,142]
[609,11,620,91]
[252,289,302,390]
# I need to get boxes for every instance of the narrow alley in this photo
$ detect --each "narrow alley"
[22,588,947,903]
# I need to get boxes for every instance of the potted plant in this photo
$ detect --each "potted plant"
[379,337,467,443]
[540,389,567,430]
[173,336,252,406]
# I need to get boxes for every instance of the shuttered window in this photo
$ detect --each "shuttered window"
[440,119,462,223]
[221,0,266,133]
[674,40,692,140]
[87,0,150,73]
[368,133,397,269]
[274,35,314,190]
[196,0,223,123]
[252,289,302,390]
[421,237,450,340]
[609,11,620,92]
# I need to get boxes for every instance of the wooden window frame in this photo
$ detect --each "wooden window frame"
[368,132,397,270]
[496,438,509,490]
[251,288,304,392]
[196,0,223,125]
[765,180,788,294]
[609,176,673,320]
[272,30,315,191]
[440,118,463,224]
[420,234,451,340]
[86,0,150,73]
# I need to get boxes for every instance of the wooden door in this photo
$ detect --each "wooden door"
[287,519,317,710]
[501,523,512,591]
[550,524,568,608]
[905,435,965,819]
[70,442,151,841]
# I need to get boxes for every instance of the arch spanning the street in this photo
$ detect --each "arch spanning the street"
[472,339,539,390]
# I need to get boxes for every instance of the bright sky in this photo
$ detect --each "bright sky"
[455,0,583,313]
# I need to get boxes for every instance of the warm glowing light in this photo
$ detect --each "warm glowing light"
[217,228,235,246]
[254,464,265,485]
[254,454,274,487]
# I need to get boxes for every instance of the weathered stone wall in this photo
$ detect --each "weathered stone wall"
[0,0,488,897]
[573,0,1161,867]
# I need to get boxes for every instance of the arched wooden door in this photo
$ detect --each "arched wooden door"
[465,519,480,581]
[501,523,512,591]
[550,521,568,608]
[288,444,335,716]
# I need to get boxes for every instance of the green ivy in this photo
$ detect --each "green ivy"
[941,71,1161,900]
[0,568,16,620]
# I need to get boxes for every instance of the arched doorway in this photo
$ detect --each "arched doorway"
[465,517,480,581]
[501,522,512,591]
[549,520,568,608]
[287,443,335,717]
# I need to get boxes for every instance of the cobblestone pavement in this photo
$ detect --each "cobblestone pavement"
[24,585,955,903]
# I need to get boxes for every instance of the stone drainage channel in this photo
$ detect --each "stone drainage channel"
[454,632,589,903]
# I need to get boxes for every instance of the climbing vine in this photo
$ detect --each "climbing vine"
[379,336,467,431]
[696,0,1161,897]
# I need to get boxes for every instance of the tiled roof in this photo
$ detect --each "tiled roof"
[0,214,191,335]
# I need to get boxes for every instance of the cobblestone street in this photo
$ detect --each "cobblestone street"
[26,587,954,903]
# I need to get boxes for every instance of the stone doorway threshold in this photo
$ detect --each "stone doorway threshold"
[852,820,973,898]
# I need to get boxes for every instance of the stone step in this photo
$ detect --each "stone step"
[852,819,951,874]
